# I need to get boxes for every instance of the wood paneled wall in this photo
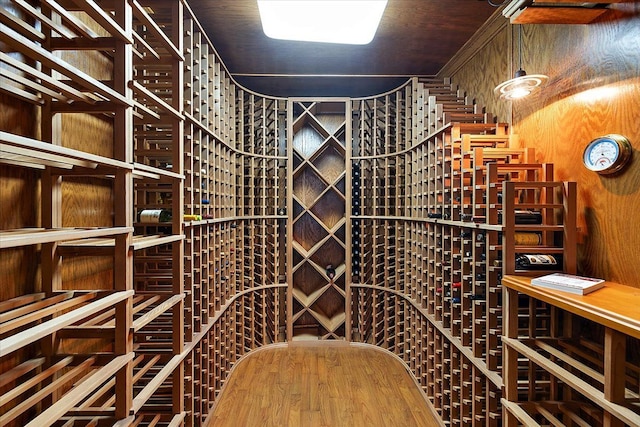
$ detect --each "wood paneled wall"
[441,4,640,286]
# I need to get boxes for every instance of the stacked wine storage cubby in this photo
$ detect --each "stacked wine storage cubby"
[288,100,350,340]
[130,2,186,423]
[182,9,287,426]
[0,1,287,426]
[0,0,171,425]
[350,77,578,426]
[1,1,586,425]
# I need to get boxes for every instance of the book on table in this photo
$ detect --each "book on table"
[530,273,605,295]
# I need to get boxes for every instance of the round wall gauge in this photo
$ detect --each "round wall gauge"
[582,134,632,175]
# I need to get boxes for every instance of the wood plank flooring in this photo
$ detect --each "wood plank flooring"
[207,342,443,427]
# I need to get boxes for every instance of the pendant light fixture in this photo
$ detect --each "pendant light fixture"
[494,25,548,100]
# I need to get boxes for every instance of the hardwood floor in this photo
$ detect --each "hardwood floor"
[207,341,443,427]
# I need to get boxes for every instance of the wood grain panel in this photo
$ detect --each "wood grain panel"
[1,90,41,303]
[446,5,640,286]
[445,22,511,126]
[61,178,114,227]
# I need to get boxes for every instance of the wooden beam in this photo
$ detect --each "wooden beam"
[25,354,133,427]
[503,336,640,426]
[129,0,182,60]
[0,131,133,171]
[0,290,134,356]
[68,0,132,43]
[0,51,97,103]
[0,226,133,249]
[0,28,130,105]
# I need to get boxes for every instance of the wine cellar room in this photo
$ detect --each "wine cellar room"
[0,0,639,426]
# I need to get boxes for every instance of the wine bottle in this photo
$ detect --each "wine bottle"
[498,210,543,224]
[326,264,336,279]
[138,209,172,223]
[468,294,486,301]
[184,214,201,221]
[515,254,563,271]
[513,232,542,245]
[428,212,448,219]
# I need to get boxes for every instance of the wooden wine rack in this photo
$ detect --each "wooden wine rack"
[1,1,287,426]
[2,2,588,426]
[502,276,640,426]
[181,10,288,426]
[288,100,350,340]
[350,76,579,426]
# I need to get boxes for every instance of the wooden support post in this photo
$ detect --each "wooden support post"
[604,327,626,427]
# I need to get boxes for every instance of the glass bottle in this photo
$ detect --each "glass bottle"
[515,254,563,271]
[138,209,172,223]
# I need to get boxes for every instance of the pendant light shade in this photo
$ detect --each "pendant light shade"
[494,68,548,100]
[495,25,548,100]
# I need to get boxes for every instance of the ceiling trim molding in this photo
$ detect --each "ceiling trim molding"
[437,7,509,78]
[232,73,437,78]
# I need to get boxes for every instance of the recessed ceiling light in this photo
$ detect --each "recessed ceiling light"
[257,0,388,45]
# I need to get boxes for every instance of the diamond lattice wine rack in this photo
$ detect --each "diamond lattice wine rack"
[287,100,351,340]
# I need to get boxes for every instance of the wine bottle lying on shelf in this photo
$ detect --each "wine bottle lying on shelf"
[515,254,563,271]
[498,210,543,224]
[138,209,172,223]
[427,212,449,219]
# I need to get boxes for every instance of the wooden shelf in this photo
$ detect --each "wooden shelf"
[502,275,640,426]
[1,131,132,171]
[503,275,640,340]
[0,227,133,249]
[503,0,620,24]
[347,76,580,427]
[1,290,133,357]
[1,353,134,427]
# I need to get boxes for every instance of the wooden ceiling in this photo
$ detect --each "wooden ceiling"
[186,0,501,97]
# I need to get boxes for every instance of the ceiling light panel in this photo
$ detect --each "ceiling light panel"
[257,0,388,45]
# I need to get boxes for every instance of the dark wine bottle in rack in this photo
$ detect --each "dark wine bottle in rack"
[326,264,336,279]
[498,209,542,224]
[515,254,563,271]
[427,211,448,219]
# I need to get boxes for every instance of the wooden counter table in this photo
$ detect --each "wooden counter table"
[501,275,640,427]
